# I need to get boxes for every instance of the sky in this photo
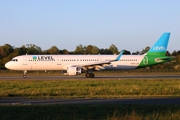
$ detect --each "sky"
[0,0,180,53]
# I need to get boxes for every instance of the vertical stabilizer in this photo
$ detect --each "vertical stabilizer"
[147,33,170,56]
[137,32,172,68]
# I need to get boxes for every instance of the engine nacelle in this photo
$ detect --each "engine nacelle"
[62,67,81,76]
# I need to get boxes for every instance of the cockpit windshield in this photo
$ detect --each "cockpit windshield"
[11,59,18,62]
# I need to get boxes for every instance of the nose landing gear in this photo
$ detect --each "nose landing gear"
[23,70,27,78]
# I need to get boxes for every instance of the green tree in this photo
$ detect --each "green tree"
[91,46,99,54]
[48,46,59,54]
[26,44,42,54]
[166,51,171,56]
[19,45,28,55]
[172,50,177,56]
[140,46,150,54]
[0,47,5,59]
[177,50,180,55]
[109,44,119,54]
[123,50,131,55]
[99,48,112,54]
[0,44,16,69]
[74,44,84,54]
[132,51,140,55]
[62,49,69,54]
[176,55,180,63]
[85,45,93,54]
[42,50,50,54]
[0,44,14,59]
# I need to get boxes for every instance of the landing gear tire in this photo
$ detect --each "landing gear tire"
[23,75,27,78]
[85,73,95,78]
[23,70,27,78]
[85,73,90,78]
[90,73,95,78]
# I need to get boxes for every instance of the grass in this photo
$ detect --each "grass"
[0,104,180,120]
[1,72,180,119]
[0,79,180,98]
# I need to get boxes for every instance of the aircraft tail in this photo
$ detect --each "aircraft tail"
[137,32,173,68]
[147,33,170,56]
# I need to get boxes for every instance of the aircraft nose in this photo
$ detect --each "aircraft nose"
[5,62,12,69]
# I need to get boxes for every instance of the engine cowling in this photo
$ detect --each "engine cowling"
[62,67,81,76]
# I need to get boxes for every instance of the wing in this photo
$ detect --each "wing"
[72,61,111,70]
[72,50,124,71]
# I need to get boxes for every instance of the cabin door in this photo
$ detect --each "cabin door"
[23,56,27,65]
[57,57,61,65]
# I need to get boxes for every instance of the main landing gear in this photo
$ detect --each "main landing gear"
[23,70,27,78]
[85,72,95,78]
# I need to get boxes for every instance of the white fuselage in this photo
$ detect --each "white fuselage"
[5,55,144,71]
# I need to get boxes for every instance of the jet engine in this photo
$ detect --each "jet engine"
[62,66,81,75]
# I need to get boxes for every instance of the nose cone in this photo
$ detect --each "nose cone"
[5,62,12,69]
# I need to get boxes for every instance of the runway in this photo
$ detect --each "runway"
[0,75,180,80]
[0,98,180,105]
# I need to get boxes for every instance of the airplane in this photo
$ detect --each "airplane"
[5,32,173,78]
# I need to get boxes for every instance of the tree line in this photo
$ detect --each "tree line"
[0,43,180,70]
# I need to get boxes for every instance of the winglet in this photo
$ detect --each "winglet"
[114,50,124,61]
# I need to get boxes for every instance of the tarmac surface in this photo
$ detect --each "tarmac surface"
[0,75,180,105]
[0,98,180,105]
[0,75,180,80]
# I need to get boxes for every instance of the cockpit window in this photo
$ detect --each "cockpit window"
[11,59,18,62]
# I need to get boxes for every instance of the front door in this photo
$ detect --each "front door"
[23,56,27,65]
[57,57,61,65]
